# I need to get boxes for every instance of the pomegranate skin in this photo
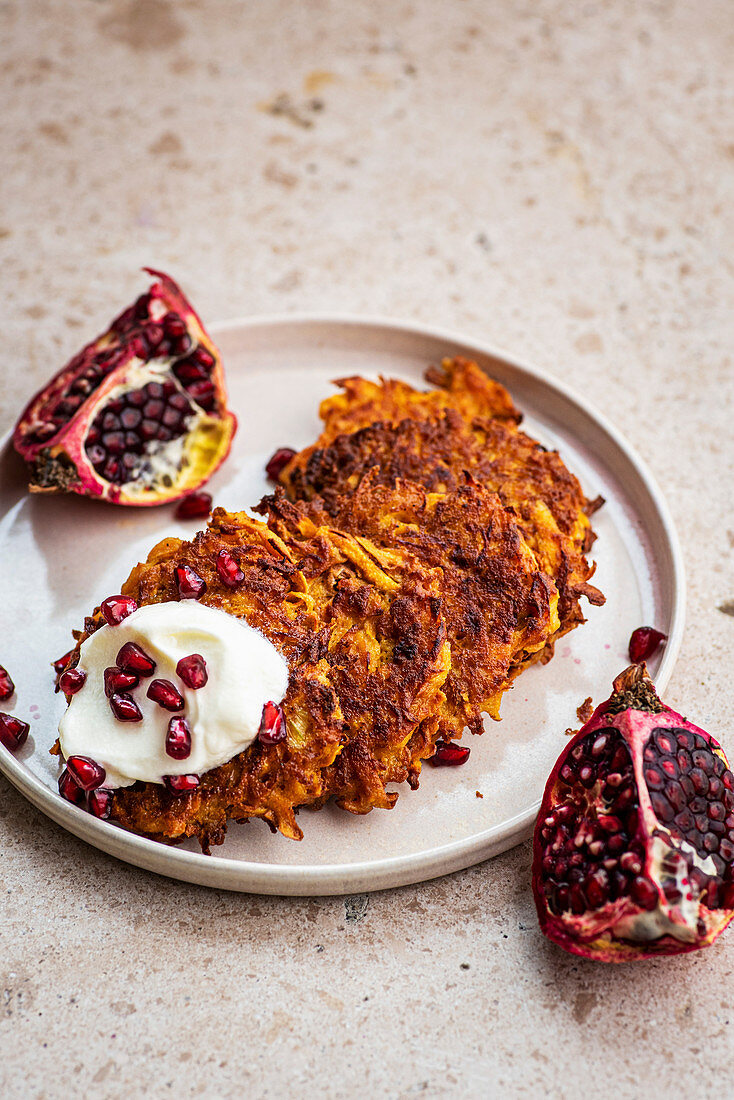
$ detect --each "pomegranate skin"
[532,664,734,962]
[12,269,237,507]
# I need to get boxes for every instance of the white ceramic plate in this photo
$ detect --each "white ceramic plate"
[0,316,684,895]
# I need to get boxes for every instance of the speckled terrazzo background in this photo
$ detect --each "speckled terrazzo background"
[2,1,734,1096]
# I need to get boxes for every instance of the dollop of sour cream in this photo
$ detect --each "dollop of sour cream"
[59,602,289,788]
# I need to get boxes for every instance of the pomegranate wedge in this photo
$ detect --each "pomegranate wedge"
[13,269,236,506]
[533,664,734,961]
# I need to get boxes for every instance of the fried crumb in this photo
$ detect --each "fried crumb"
[565,727,578,737]
[576,696,594,724]
[475,790,483,799]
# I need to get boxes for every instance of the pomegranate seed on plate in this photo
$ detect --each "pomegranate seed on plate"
[58,768,85,805]
[53,649,75,678]
[104,666,139,697]
[66,755,106,791]
[258,701,286,745]
[175,564,207,600]
[265,447,296,481]
[110,692,143,722]
[628,626,667,664]
[147,679,184,711]
[176,653,208,690]
[0,713,30,752]
[87,788,113,820]
[59,667,87,696]
[216,549,244,588]
[166,716,192,759]
[164,773,200,793]
[175,492,212,521]
[100,594,138,626]
[429,741,471,767]
[116,641,156,676]
[0,665,14,702]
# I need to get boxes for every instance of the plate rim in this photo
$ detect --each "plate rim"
[0,312,686,895]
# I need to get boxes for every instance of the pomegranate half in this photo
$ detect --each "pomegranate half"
[13,269,236,506]
[533,664,734,961]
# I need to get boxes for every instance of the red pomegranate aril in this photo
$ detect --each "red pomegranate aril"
[59,667,87,695]
[258,701,287,745]
[116,641,156,676]
[266,447,297,481]
[176,653,208,690]
[628,626,667,664]
[66,755,106,791]
[163,312,186,337]
[0,665,14,702]
[192,346,215,369]
[164,773,200,793]
[0,713,30,752]
[100,594,138,626]
[110,692,143,722]
[174,358,209,385]
[175,565,207,600]
[429,741,471,767]
[87,788,113,820]
[216,549,244,588]
[166,716,192,760]
[53,649,75,678]
[58,768,85,806]
[103,666,139,697]
[147,679,184,711]
[174,492,212,521]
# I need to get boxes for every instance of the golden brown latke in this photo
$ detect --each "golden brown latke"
[260,477,559,737]
[66,506,450,850]
[280,359,604,644]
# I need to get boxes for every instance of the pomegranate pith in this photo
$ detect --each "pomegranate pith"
[532,665,734,961]
[0,713,30,752]
[258,701,286,744]
[176,653,207,690]
[0,665,14,702]
[12,270,237,506]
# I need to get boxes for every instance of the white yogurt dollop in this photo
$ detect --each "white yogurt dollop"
[59,602,289,788]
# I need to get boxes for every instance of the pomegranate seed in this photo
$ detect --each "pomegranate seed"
[66,755,106,791]
[116,641,156,677]
[110,693,143,722]
[100,594,138,626]
[58,768,85,806]
[216,549,244,588]
[147,679,184,711]
[265,447,297,481]
[59,667,87,695]
[166,716,192,759]
[175,492,212,521]
[0,713,30,752]
[175,564,207,599]
[104,666,139,697]
[429,741,471,767]
[87,788,113,820]
[176,653,208,690]
[164,773,200,793]
[53,648,75,678]
[0,665,15,701]
[258,701,287,744]
[629,626,667,664]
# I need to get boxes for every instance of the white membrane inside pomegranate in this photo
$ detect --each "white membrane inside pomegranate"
[58,603,289,787]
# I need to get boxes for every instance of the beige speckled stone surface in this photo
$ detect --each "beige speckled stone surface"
[2,1,734,1096]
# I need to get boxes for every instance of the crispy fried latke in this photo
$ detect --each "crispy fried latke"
[71,507,450,850]
[280,358,604,644]
[260,477,559,737]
